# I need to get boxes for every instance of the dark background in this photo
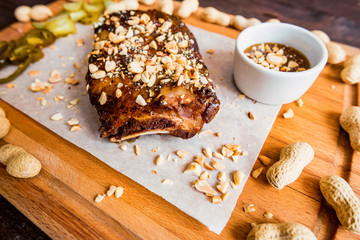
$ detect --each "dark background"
[0,0,359,239]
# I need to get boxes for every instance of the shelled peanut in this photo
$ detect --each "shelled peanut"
[339,106,360,151]
[266,142,314,189]
[320,175,360,235]
[247,222,317,240]
[201,7,231,27]
[0,144,42,178]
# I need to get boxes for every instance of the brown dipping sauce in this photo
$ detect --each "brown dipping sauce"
[244,43,310,72]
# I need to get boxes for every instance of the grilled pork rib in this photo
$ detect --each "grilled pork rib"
[86,10,220,142]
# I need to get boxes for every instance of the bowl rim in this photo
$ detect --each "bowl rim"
[235,22,328,76]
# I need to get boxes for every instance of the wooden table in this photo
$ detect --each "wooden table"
[1,1,360,239]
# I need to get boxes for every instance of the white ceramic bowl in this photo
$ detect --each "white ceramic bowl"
[233,23,328,105]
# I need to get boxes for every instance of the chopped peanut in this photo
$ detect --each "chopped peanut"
[176,150,187,159]
[252,167,263,179]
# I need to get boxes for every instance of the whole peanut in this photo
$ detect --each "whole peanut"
[320,175,360,235]
[30,5,53,22]
[0,117,10,139]
[326,42,346,64]
[177,0,199,18]
[266,18,280,23]
[340,64,360,84]
[14,5,31,23]
[160,0,174,15]
[247,223,317,240]
[201,7,231,27]
[311,30,330,44]
[106,0,139,13]
[266,142,314,189]
[0,144,41,178]
[232,15,261,31]
[344,54,360,68]
[0,107,6,118]
[339,106,360,151]
[139,0,155,5]
[0,144,27,165]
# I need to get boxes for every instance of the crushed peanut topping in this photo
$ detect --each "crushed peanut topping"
[95,194,106,203]
[184,162,201,176]
[212,195,222,204]
[115,187,124,198]
[90,11,215,108]
[216,180,229,194]
[155,154,165,166]
[217,171,226,181]
[203,147,212,158]
[76,38,85,47]
[212,152,224,160]
[206,49,214,54]
[99,91,107,105]
[161,179,174,185]
[296,98,304,107]
[214,132,222,137]
[65,78,79,85]
[199,171,210,180]
[204,162,215,171]
[134,144,140,156]
[258,155,271,166]
[119,145,127,151]
[107,185,117,197]
[135,94,147,106]
[251,167,263,179]
[194,179,217,195]
[70,125,82,132]
[28,70,40,77]
[283,108,294,119]
[50,113,63,121]
[248,111,255,120]
[67,118,79,126]
[221,192,230,201]
[49,70,62,83]
[212,160,225,171]
[176,150,187,159]
[244,204,256,213]
[263,212,273,219]
[194,155,204,166]
[30,79,46,92]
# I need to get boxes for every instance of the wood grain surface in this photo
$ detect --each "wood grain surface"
[1,1,360,240]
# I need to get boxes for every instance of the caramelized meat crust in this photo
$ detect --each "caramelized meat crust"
[86,9,220,141]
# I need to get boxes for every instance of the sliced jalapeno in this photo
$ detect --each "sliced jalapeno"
[25,29,55,47]
[0,57,31,83]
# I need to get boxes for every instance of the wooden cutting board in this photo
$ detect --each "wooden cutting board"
[1,1,360,239]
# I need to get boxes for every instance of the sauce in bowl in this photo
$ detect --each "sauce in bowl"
[244,42,310,72]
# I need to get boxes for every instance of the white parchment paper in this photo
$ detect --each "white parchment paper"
[0,24,280,234]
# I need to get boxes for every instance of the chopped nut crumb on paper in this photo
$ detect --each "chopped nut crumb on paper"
[0,24,280,234]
